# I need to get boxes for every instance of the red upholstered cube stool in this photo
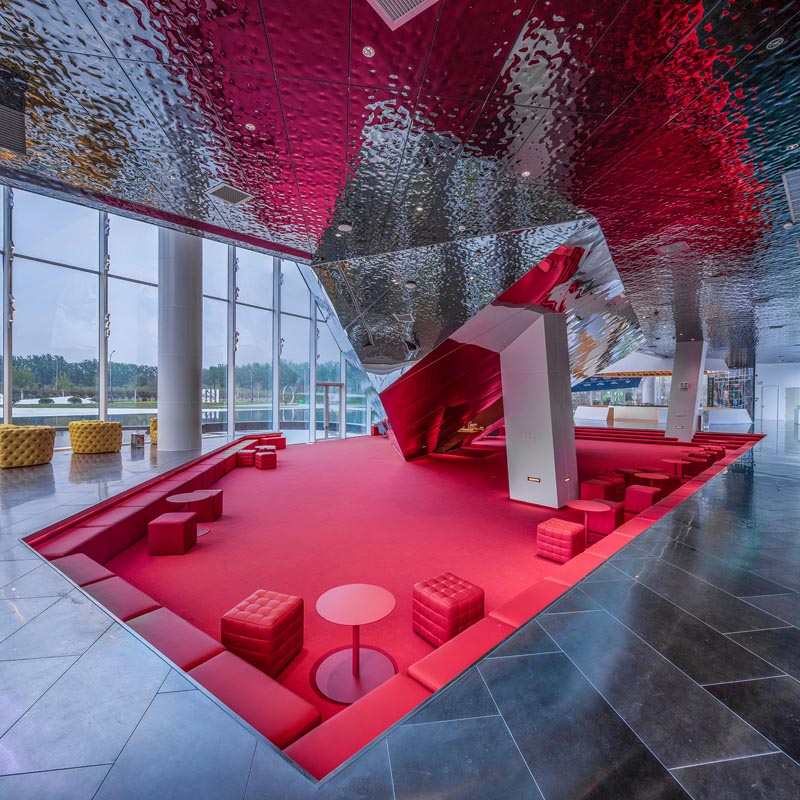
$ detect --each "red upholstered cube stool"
[625,485,662,514]
[148,512,197,555]
[535,518,585,564]
[186,489,223,522]
[237,450,255,467]
[580,478,616,502]
[595,473,626,501]
[412,572,484,647]
[588,500,625,535]
[255,451,277,470]
[221,589,303,677]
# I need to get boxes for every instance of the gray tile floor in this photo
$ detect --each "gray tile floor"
[0,425,799,798]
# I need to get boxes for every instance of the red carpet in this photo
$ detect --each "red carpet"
[107,435,705,720]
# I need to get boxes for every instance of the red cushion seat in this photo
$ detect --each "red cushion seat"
[406,617,515,692]
[185,489,223,522]
[587,499,625,535]
[83,576,161,622]
[128,607,224,670]
[84,506,149,559]
[587,533,637,559]
[237,450,255,467]
[189,652,320,749]
[548,551,606,587]
[50,553,115,586]
[412,572,484,647]
[625,484,662,514]
[221,589,303,677]
[284,675,430,779]
[489,578,567,628]
[37,526,111,564]
[119,491,170,523]
[535,518,585,563]
[255,451,277,470]
[148,512,197,555]
[580,478,616,501]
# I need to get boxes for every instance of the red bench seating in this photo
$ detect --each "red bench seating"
[38,525,112,563]
[489,578,567,628]
[128,607,225,670]
[406,617,515,692]
[548,551,606,587]
[83,576,161,622]
[50,553,115,587]
[189,652,320,749]
[284,675,431,779]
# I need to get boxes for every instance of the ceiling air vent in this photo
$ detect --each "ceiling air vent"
[366,0,440,30]
[392,312,415,323]
[0,67,27,156]
[781,169,800,222]
[205,183,254,206]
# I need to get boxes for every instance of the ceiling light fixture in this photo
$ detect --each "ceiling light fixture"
[521,170,531,177]
[457,225,466,232]
[362,46,376,58]
[414,205,424,213]
[405,280,417,289]
[245,123,256,131]
[337,223,353,232]
[766,37,785,51]
[787,143,799,151]
[335,232,342,238]
[474,250,483,258]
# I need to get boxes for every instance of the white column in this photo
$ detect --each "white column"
[641,376,656,405]
[157,228,203,451]
[666,340,707,441]
[501,312,578,508]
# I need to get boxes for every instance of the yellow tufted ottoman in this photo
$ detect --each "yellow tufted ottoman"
[68,420,123,454]
[0,425,56,468]
[150,417,158,445]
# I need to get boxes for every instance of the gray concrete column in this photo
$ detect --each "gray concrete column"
[501,312,578,508]
[158,228,203,451]
[666,340,707,441]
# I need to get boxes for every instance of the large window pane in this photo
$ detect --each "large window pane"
[346,360,371,437]
[280,260,310,317]
[236,248,272,308]
[203,239,228,299]
[108,214,158,283]
[315,323,342,438]
[12,258,99,427]
[14,190,99,268]
[316,323,341,382]
[279,314,310,443]
[107,278,158,433]
[203,297,227,434]
[235,304,273,431]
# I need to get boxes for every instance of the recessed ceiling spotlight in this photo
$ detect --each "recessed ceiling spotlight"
[783,221,794,229]
[766,37,785,51]
[787,143,799,151]
[362,46,375,58]
[337,223,353,232]
[458,225,466,232]
[335,232,342,238]
[245,123,256,131]
[521,170,531,177]
[167,174,175,181]
[405,280,417,289]
[414,205,424,213]
[475,250,483,258]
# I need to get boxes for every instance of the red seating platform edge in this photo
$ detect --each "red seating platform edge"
[284,674,431,780]
[189,652,320,750]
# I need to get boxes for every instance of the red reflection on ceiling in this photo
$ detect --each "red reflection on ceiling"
[383,245,583,460]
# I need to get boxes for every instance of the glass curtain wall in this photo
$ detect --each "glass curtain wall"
[12,191,100,433]
[0,185,375,444]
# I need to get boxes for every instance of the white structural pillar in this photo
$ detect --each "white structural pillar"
[157,228,203,451]
[665,340,707,442]
[501,312,578,508]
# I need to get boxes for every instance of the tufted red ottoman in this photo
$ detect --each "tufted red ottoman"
[625,484,662,514]
[536,518,585,563]
[588,500,625,536]
[148,512,197,555]
[237,450,255,467]
[221,589,303,677]
[255,451,277,470]
[412,572,484,647]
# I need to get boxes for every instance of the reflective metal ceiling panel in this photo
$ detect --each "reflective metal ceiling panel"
[0,0,795,363]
